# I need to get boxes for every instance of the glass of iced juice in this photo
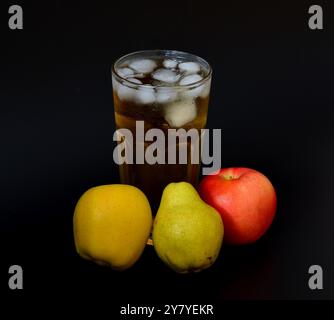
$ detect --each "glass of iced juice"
[112,50,212,211]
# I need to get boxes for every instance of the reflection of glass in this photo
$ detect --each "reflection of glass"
[112,50,212,211]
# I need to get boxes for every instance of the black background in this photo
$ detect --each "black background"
[0,0,333,310]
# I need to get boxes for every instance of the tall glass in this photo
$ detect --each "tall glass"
[112,50,212,211]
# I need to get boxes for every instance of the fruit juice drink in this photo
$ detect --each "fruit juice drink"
[112,50,212,210]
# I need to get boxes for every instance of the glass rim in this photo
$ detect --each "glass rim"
[111,49,212,90]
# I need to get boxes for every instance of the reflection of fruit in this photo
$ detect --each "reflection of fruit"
[199,168,277,245]
[73,185,152,270]
[153,182,223,273]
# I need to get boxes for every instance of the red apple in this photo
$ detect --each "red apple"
[198,168,277,245]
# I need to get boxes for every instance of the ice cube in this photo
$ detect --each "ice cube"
[135,85,156,104]
[164,100,197,128]
[179,74,204,98]
[199,79,211,98]
[163,59,178,69]
[129,59,157,74]
[117,83,136,101]
[112,76,120,91]
[116,67,134,78]
[127,78,142,84]
[156,88,177,103]
[152,68,180,83]
[178,62,201,74]
[132,73,145,79]
[179,74,203,86]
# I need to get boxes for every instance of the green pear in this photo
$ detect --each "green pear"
[152,182,224,273]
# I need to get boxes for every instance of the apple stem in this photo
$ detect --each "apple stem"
[222,174,234,180]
